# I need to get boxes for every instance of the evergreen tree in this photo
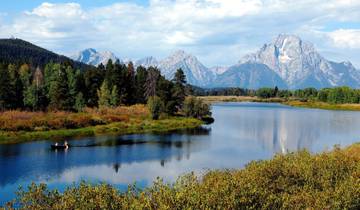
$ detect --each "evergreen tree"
[19,64,31,88]
[105,59,114,87]
[112,61,127,105]
[157,76,176,114]
[23,83,47,111]
[7,64,24,108]
[0,64,12,110]
[110,85,120,106]
[84,68,104,107]
[134,66,148,104]
[49,67,72,110]
[66,66,80,108]
[124,62,136,105]
[97,80,111,107]
[74,92,86,112]
[172,68,187,110]
[145,67,160,99]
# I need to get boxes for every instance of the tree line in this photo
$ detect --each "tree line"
[193,86,360,104]
[0,60,206,117]
[255,86,360,104]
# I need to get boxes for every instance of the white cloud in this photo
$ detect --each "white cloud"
[0,0,360,67]
[328,29,360,48]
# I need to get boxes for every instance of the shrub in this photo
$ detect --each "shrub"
[4,145,360,209]
[183,96,211,119]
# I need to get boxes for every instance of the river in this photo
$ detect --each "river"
[1,102,360,204]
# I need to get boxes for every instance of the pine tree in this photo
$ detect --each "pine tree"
[0,64,12,110]
[84,68,104,107]
[172,68,187,110]
[49,67,72,110]
[112,61,127,105]
[7,64,23,108]
[97,80,111,107]
[124,61,136,105]
[145,67,160,99]
[110,85,119,107]
[66,66,79,108]
[74,92,86,112]
[135,66,148,104]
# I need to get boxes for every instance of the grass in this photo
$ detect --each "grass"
[198,96,286,103]
[199,96,360,111]
[284,100,360,111]
[3,143,360,209]
[0,105,204,144]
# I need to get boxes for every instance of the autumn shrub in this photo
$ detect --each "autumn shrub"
[0,105,149,132]
[5,145,360,209]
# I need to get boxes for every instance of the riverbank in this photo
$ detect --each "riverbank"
[284,100,360,111]
[0,105,204,144]
[5,143,359,209]
[199,96,360,111]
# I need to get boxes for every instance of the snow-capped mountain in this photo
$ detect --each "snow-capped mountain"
[210,66,229,75]
[239,34,360,89]
[157,50,215,87]
[213,63,287,89]
[71,48,119,66]
[73,35,360,89]
[135,56,159,68]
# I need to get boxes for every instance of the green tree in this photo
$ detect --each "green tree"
[124,62,136,105]
[97,80,111,107]
[24,84,47,111]
[172,68,187,110]
[0,64,12,110]
[134,66,148,104]
[110,85,120,107]
[84,68,104,107]
[145,67,160,99]
[147,96,163,120]
[7,64,24,108]
[74,92,86,112]
[49,67,72,110]
[183,96,211,119]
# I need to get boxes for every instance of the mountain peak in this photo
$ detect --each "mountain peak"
[71,48,119,66]
[239,34,360,89]
[135,56,159,68]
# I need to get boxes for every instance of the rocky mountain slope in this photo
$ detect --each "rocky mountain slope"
[238,34,360,89]
[71,48,119,66]
[73,34,360,89]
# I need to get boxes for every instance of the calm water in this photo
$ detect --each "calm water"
[1,102,360,204]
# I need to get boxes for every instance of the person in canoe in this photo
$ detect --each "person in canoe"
[64,141,69,149]
[51,141,69,149]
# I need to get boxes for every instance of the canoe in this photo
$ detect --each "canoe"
[51,145,69,149]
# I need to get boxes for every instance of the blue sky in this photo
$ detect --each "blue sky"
[0,0,360,67]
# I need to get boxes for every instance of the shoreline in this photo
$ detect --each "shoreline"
[5,143,360,209]
[199,96,360,111]
[0,117,204,144]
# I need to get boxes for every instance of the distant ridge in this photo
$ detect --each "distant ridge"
[0,38,91,70]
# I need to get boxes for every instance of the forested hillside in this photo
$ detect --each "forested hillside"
[0,38,91,70]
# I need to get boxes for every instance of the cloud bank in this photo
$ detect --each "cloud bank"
[1,0,360,67]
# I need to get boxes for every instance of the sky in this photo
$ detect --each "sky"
[0,0,360,67]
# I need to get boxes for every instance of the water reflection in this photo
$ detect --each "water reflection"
[0,127,211,187]
[1,103,360,205]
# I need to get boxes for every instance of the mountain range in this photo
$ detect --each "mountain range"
[71,34,360,89]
